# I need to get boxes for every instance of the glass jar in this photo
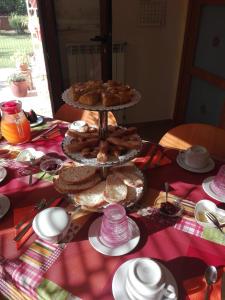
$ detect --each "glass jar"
[0,100,31,144]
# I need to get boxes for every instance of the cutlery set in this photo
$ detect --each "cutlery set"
[205,211,225,233]
[14,198,62,242]
[31,124,61,142]
[204,265,225,300]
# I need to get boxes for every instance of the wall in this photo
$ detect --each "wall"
[54,0,188,124]
[112,0,188,123]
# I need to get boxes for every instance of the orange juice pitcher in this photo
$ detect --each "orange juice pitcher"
[0,100,31,144]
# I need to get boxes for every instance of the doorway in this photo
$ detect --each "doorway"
[0,0,53,117]
[174,0,225,128]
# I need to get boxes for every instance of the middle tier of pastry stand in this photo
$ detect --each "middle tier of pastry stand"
[61,88,142,178]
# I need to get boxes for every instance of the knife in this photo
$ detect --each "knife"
[31,124,58,141]
[15,199,47,229]
[221,271,225,300]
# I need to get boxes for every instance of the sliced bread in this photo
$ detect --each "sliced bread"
[59,165,97,184]
[54,173,101,194]
[105,174,127,203]
[72,181,107,208]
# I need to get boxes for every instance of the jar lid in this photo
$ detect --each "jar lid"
[32,207,70,237]
[0,100,21,114]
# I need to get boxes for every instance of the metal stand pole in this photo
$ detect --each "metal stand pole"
[99,111,108,178]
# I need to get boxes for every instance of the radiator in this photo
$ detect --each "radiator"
[66,42,127,83]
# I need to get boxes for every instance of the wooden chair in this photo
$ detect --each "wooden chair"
[159,123,225,160]
[54,103,117,126]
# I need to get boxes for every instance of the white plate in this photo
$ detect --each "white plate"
[88,216,140,256]
[68,165,144,211]
[62,135,141,167]
[30,115,44,128]
[112,258,178,300]
[176,152,215,173]
[0,194,10,218]
[0,167,7,182]
[202,176,225,203]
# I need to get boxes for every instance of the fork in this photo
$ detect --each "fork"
[205,211,225,233]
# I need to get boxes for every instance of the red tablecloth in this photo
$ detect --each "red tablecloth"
[0,125,225,300]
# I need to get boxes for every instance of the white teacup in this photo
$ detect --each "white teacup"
[125,258,165,300]
[32,207,71,243]
[184,145,209,169]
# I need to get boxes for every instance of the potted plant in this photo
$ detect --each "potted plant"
[8,73,28,97]
[10,51,30,71]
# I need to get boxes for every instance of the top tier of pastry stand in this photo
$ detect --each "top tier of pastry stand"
[62,88,141,139]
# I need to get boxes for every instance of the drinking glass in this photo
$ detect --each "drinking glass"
[100,203,131,248]
[211,165,225,196]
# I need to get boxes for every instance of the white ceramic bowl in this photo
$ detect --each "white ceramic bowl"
[40,158,63,175]
[125,258,165,300]
[16,148,45,165]
[32,207,70,243]
[69,120,88,132]
[194,199,217,227]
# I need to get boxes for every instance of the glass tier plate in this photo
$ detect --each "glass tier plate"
[61,135,142,167]
[62,88,141,111]
[68,165,145,210]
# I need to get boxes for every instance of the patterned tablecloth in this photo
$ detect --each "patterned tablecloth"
[0,120,225,300]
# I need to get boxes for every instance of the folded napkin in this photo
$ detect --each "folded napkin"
[133,143,172,170]
[136,189,225,245]
[184,266,225,300]
[14,197,64,249]
[0,238,81,299]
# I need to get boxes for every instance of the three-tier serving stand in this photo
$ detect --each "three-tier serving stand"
[61,87,144,204]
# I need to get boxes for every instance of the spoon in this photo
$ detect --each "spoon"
[29,156,35,185]
[204,265,218,300]
[164,182,169,202]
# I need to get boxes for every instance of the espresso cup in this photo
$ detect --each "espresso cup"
[125,258,165,300]
[184,145,209,169]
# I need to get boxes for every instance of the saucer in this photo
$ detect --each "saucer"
[0,195,10,219]
[112,258,178,300]
[0,167,7,182]
[30,116,44,128]
[176,152,215,173]
[88,216,140,256]
[202,176,225,203]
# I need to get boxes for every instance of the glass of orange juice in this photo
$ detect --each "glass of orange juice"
[0,100,31,144]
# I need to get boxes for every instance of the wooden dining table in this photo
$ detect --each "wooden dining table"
[0,119,225,300]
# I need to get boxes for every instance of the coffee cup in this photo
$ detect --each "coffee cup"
[125,258,165,300]
[32,207,70,243]
[184,145,209,169]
